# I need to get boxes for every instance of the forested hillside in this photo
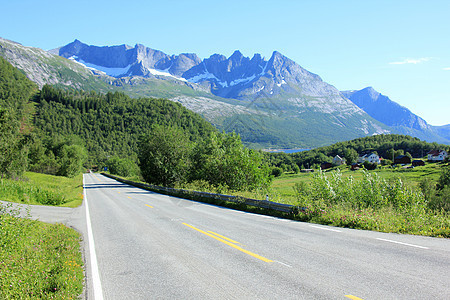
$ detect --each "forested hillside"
[0,56,37,177]
[32,85,216,167]
[267,134,449,171]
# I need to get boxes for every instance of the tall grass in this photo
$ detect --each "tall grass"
[293,170,449,237]
[0,178,65,205]
[0,172,83,207]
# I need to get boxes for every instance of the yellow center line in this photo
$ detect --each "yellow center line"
[182,223,273,263]
[207,231,240,244]
[145,204,153,208]
[127,196,132,199]
[345,295,364,300]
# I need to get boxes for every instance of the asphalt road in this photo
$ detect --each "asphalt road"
[13,173,450,299]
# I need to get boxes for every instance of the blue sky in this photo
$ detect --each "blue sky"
[2,0,449,125]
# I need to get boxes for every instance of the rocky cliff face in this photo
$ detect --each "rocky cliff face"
[52,40,202,78]
[0,37,105,89]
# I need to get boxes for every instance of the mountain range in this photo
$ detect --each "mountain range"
[1,37,448,148]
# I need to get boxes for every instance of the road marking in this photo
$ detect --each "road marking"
[376,238,429,249]
[127,196,132,199]
[84,175,104,300]
[345,295,364,300]
[182,223,273,263]
[310,225,342,232]
[145,204,153,208]
[207,231,240,244]
[275,261,293,268]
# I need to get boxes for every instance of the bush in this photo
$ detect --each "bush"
[138,125,193,187]
[363,161,378,170]
[106,156,139,178]
[271,167,283,177]
[57,145,87,178]
[191,132,271,191]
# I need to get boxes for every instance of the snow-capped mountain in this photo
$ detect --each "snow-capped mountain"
[51,39,201,79]
[2,37,398,148]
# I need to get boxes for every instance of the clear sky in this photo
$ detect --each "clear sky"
[2,0,449,125]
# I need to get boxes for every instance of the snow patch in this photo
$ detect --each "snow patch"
[254,86,265,93]
[186,72,227,87]
[148,68,187,81]
[276,79,286,87]
[69,56,186,81]
[71,57,132,77]
[229,74,256,86]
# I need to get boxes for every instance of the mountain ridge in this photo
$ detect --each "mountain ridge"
[1,37,409,149]
[342,87,449,144]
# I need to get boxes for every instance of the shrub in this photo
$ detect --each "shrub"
[106,156,139,178]
[271,167,283,177]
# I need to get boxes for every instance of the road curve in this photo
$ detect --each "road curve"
[80,173,450,299]
[12,173,447,299]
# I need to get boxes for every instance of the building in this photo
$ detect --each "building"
[412,160,425,167]
[357,152,380,164]
[320,162,333,170]
[350,163,361,171]
[427,150,448,161]
[394,155,411,165]
[332,155,346,166]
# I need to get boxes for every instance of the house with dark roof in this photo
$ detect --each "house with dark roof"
[394,155,411,165]
[427,150,448,161]
[412,160,425,167]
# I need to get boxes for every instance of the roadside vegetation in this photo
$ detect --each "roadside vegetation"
[1,51,449,299]
[0,172,83,208]
[0,203,83,299]
[290,168,449,237]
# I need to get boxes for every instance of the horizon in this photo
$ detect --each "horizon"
[1,0,449,126]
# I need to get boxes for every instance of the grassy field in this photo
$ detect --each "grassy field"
[0,172,83,207]
[0,172,84,299]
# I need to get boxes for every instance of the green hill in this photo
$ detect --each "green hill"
[32,85,217,167]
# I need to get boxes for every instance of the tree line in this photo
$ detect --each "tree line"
[266,134,449,174]
[0,57,270,192]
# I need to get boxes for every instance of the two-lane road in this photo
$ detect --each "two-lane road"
[83,173,450,299]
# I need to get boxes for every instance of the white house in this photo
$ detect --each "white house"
[332,155,346,166]
[357,152,380,164]
[427,150,448,161]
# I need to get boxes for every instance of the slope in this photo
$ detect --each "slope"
[342,87,450,144]
[3,37,396,148]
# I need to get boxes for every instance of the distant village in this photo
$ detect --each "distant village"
[318,149,448,171]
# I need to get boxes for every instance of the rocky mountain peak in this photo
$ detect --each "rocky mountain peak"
[361,86,380,101]
[342,87,430,131]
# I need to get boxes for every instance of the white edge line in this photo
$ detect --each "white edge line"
[376,238,429,249]
[275,261,293,268]
[310,225,342,232]
[84,174,104,300]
